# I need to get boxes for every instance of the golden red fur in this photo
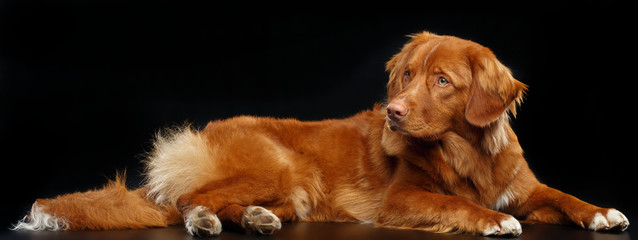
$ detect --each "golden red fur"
[13,31,628,237]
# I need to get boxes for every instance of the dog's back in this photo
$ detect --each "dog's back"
[13,31,628,237]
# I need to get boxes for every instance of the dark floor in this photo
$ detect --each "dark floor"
[0,222,631,240]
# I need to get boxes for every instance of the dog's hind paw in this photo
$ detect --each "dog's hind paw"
[241,206,282,235]
[185,206,222,237]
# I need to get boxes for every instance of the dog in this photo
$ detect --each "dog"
[13,31,629,237]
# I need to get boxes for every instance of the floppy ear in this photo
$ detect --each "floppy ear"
[465,47,527,127]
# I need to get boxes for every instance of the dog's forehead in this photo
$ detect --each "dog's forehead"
[410,37,473,82]
[410,37,466,64]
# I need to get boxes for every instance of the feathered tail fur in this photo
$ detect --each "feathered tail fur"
[12,174,180,231]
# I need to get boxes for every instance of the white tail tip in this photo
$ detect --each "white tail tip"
[11,202,69,231]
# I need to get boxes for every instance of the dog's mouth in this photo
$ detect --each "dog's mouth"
[386,118,409,135]
[386,117,441,140]
[420,134,440,141]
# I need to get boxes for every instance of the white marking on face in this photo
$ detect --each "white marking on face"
[400,42,442,106]
[422,42,441,69]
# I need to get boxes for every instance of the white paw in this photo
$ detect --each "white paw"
[589,209,629,231]
[241,206,282,235]
[482,216,522,237]
[184,206,222,237]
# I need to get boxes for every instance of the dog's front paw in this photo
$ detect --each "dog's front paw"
[480,215,522,237]
[241,206,282,235]
[184,206,222,237]
[587,209,629,231]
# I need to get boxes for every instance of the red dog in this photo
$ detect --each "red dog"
[13,31,628,237]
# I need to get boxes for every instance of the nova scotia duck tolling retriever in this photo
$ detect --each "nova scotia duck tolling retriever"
[13,31,629,237]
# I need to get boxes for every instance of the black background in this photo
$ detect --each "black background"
[0,0,636,235]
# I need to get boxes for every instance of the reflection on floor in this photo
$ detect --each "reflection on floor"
[1,221,631,240]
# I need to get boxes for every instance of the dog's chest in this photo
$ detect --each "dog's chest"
[411,136,512,209]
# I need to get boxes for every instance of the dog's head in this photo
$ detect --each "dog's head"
[385,31,527,140]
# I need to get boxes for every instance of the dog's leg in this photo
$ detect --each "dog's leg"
[176,176,290,237]
[376,185,522,236]
[513,184,629,231]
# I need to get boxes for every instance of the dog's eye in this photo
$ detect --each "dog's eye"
[437,77,449,86]
[402,71,411,88]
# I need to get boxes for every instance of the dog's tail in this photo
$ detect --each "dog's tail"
[12,174,181,231]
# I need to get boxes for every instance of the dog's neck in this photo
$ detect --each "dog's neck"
[377,110,517,202]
